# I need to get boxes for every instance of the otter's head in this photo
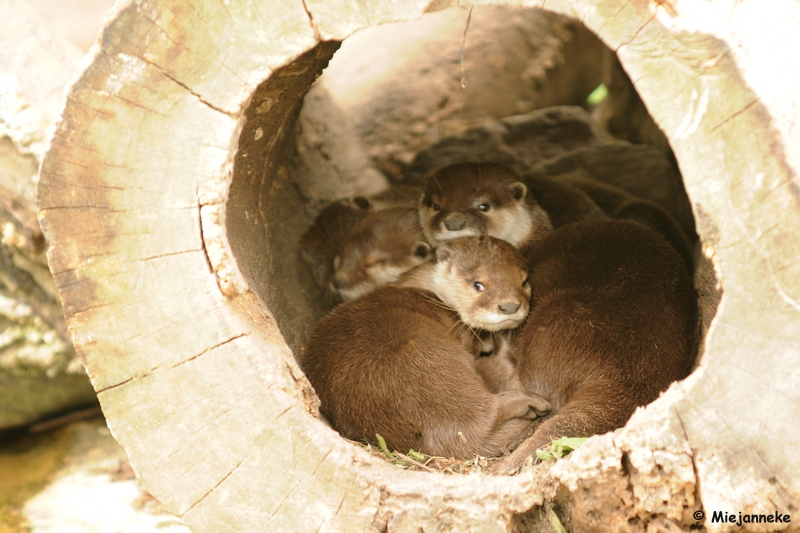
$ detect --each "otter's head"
[331,207,431,301]
[300,199,370,290]
[431,235,531,331]
[420,162,548,248]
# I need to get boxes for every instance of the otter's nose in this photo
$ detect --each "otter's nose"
[498,302,520,315]
[444,214,467,231]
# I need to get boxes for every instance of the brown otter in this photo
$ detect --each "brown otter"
[300,199,370,292]
[473,331,525,394]
[352,184,423,210]
[492,219,699,472]
[525,141,697,244]
[523,173,607,228]
[557,172,694,270]
[330,206,430,301]
[302,236,551,459]
[419,162,605,256]
[301,184,427,302]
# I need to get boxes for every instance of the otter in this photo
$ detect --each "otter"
[352,184,423,210]
[301,185,427,302]
[300,199,370,292]
[302,236,551,459]
[525,141,697,244]
[330,206,430,301]
[419,162,605,256]
[556,172,694,270]
[473,330,525,394]
[492,219,699,472]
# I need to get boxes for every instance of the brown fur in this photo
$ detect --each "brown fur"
[420,163,553,253]
[303,236,551,458]
[560,172,694,270]
[398,235,533,332]
[300,199,369,291]
[473,331,525,394]
[420,162,606,258]
[525,142,697,243]
[523,174,606,228]
[493,219,698,472]
[352,184,423,210]
[331,206,430,301]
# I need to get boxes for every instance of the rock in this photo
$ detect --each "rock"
[0,415,190,532]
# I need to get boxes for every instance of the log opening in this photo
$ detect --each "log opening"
[226,6,712,360]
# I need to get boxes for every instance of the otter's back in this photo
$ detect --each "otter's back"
[302,286,495,453]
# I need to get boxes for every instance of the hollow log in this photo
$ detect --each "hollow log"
[37,1,800,532]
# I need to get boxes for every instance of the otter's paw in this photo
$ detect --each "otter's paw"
[524,392,551,419]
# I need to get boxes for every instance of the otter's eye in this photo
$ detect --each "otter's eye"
[478,203,491,212]
[431,202,441,211]
[522,278,530,289]
[473,281,485,292]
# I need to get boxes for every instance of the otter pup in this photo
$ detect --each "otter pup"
[493,219,698,472]
[525,141,697,244]
[473,331,525,394]
[330,206,430,301]
[300,199,370,292]
[419,162,604,256]
[558,172,694,270]
[302,236,551,459]
[352,184,423,210]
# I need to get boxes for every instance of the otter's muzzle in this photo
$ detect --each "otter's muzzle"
[498,302,521,315]
[444,213,468,231]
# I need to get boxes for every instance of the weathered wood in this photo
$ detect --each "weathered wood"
[37,0,800,532]
[292,7,606,195]
[0,0,95,429]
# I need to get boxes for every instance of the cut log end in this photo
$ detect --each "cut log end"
[36,1,800,532]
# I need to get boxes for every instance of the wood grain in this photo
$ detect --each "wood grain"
[37,0,800,530]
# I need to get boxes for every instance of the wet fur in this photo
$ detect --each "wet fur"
[303,236,551,458]
[494,219,699,472]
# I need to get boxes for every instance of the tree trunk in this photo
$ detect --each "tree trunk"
[37,0,800,531]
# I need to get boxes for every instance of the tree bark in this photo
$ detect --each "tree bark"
[37,0,800,532]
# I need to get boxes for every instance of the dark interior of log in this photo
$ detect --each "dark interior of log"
[226,41,341,354]
[226,5,720,413]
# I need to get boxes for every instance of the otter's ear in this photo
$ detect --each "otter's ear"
[422,172,442,193]
[413,241,431,259]
[434,244,452,263]
[509,182,527,201]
